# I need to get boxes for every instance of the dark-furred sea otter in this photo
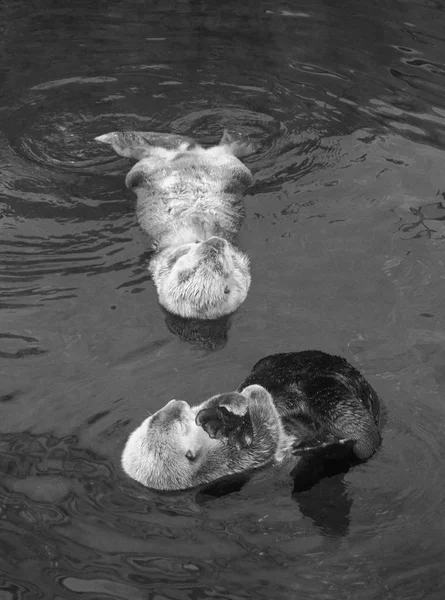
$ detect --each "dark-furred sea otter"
[121,351,382,491]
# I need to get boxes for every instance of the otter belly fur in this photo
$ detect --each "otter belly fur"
[95,129,256,319]
[121,351,382,491]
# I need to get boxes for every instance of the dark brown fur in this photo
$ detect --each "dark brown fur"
[238,351,381,460]
[199,351,382,462]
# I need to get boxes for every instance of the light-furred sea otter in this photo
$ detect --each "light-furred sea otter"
[121,351,382,491]
[95,129,256,319]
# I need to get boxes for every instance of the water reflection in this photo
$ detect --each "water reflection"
[197,452,357,539]
[291,453,358,538]
[163,310,231,351]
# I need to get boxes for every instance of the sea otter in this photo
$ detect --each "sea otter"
[95,129,255,319]
[121,351,382,491]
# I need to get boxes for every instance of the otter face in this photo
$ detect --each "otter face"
[149,237,250,319]
[121,399,217,490]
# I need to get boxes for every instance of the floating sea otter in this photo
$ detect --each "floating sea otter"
[95,130,256,319]
[121,351,382,491]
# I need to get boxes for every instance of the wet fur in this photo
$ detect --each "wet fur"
[95,130,255,319]
[121,351,382,491]
[238,351,381,460]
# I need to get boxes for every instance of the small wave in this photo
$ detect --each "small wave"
[31,76,118,91]
[1,75,164,175]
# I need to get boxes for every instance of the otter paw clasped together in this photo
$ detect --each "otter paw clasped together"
[121,351,383,491]
[95,129,255,320]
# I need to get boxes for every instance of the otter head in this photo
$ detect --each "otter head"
[149,237,250,319]
[121,399,220,490]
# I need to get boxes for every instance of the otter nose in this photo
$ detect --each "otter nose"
[204,237,225,251]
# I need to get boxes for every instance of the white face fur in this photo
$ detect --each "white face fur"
[121,399,218,491]
[149,237,250,319]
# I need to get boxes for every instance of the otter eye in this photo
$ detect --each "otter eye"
[224,286,230,294]
[195,240,200,244]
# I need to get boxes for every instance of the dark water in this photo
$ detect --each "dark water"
[1,0,445,598]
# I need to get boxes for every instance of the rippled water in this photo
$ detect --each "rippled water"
[1,0,445,598]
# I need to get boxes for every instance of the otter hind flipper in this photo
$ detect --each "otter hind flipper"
[219,129,258,158]
[95,131,197,160]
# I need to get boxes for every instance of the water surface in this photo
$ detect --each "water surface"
[1,0,445,598]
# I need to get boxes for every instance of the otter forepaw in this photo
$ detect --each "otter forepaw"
[218,396,249,417]
[196,403,253,449]
[195,407,227,440]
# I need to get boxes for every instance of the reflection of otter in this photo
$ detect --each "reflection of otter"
[163,309,231,351]
[121,351,382,491]
[95,130,255,319]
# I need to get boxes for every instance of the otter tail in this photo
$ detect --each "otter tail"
[94,131,198,160]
